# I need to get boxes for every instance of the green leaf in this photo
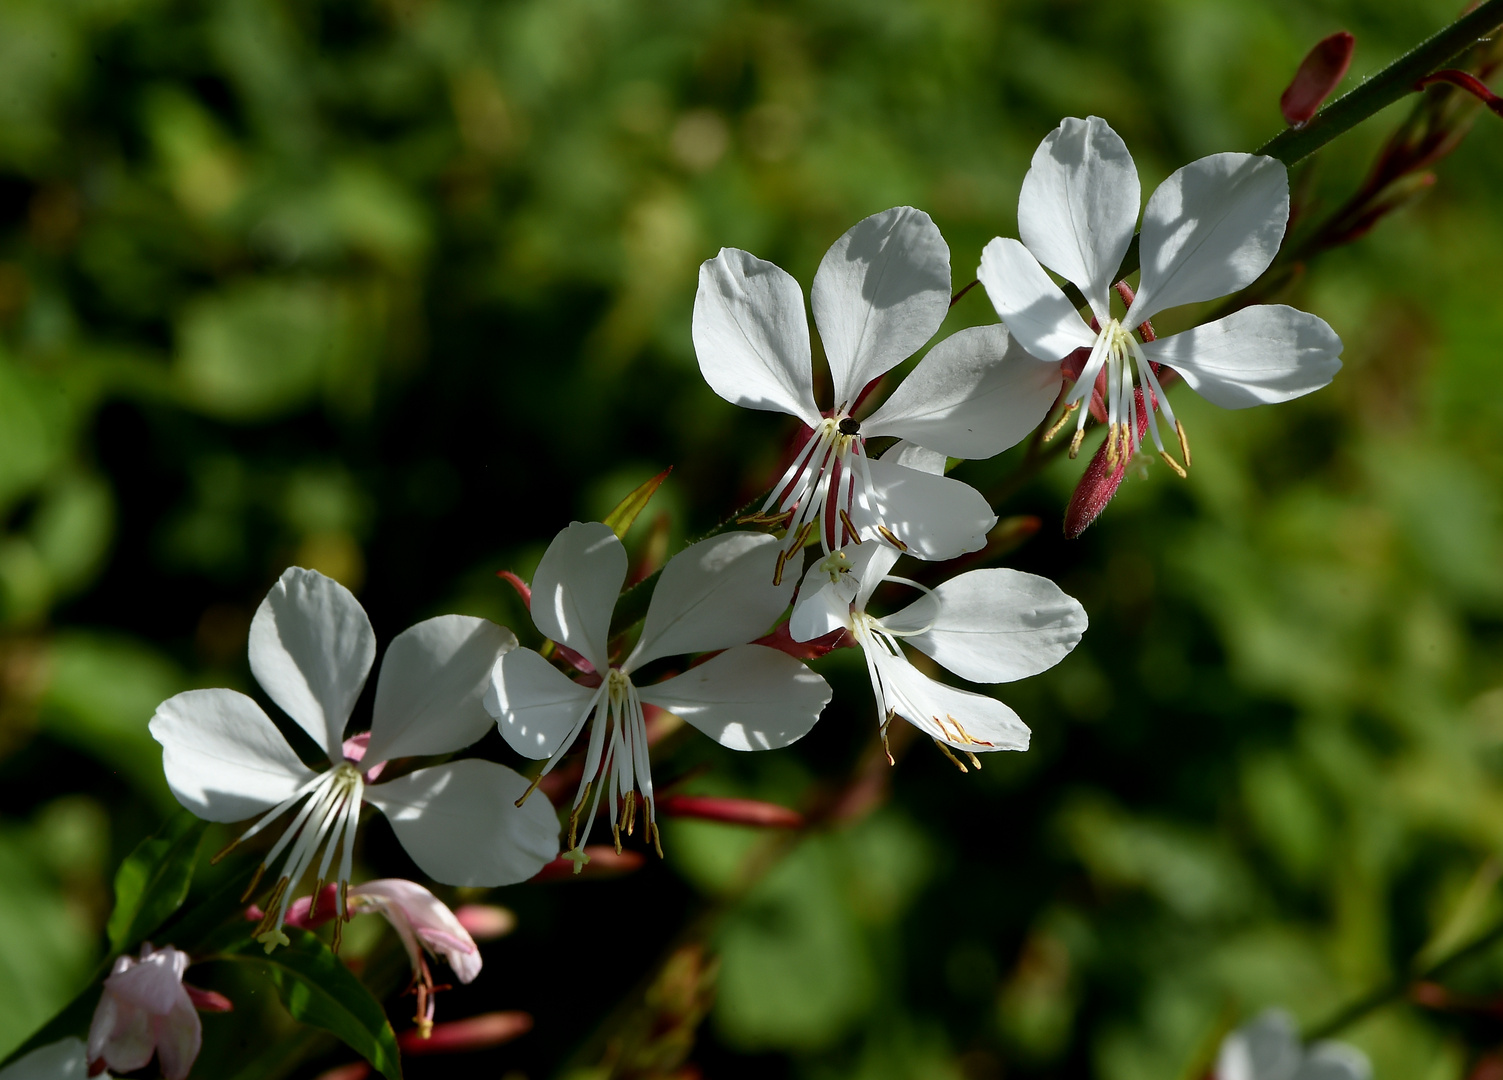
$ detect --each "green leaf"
[602,466,671,540]
[218,929,403,1080]
[106,810,207,955]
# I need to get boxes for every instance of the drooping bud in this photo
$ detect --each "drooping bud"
[1281,31,1355,126]
[657,794,804,829]
[1063,385,1151,539]
[453,904,517,941]
[1415,69,1503,118]
[397,1011,533,1055]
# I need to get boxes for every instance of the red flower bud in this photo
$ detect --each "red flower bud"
[398,1011,533,1055]
[657,794,803,829]
[184,986,234,1013]
[532,845,645,882]
[1281,31,1355,126]
[453,904,516,941]
[751,620,854,660]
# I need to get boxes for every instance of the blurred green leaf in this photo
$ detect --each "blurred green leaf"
[105,810,206,956]
[37,633,182,808]
[217,929,403,1080]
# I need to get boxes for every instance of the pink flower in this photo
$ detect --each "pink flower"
[347,880,482,1037]
[86,945,200,1080]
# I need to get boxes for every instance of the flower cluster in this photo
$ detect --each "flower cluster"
[120,111,1345,1073]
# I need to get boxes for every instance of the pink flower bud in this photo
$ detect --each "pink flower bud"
[1281,31,1355,126]
[453,904,517,941]
[87,944,201,1080]
[313,1064,372,1080]
[397,1011,533,1055]
[348,880,482,985]
[657,794,804,829]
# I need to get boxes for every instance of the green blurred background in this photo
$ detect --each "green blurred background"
[0,0,1501,1077]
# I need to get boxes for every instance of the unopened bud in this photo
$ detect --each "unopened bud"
[533,845,645,882]
[397,1011,533,1055]
[1064,432,1129,539]
[657,794,804,829]
[313,1065,371,1080]
[185,985,234,1013]
[453,904,516,941]
[1281,31,1355,126]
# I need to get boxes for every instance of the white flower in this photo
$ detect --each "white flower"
[0,1038,95,1080]
[87,945,198,1080]
[694,206,1062,578]
[789,540,1086,768]
[979,116,1343,474]
[1216,1010,1371,1080]
[149,568,560,952]
[347,879,481,1037]
[486,523,832,866]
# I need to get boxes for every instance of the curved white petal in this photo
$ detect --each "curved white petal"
[486,647,599,759]
[863,324,1062,459]
[883,569,1087,684]
[1018,116,1139,320]
[693,248,820,425]
[638,645,831,750]
[850,540,903,608]
[811,206,951,408]
[1298,1044,1372,1080]
[628,532,793,669]
[364,615,518,765]
[863,455,996,561]
[149,689,317,823]
[1215,1011,1301,1080]
[887,440,946,475]
[1,1039,90,1080]
[248,567,375,761]
[153,994,201,1080]
[530,521,625,672]
[1140,305,1342,409]
[873,649,1029,751]
[978,238,1097,362]
[788,579,853,642]
[1127,152,1289,325]
[365,759,560,887]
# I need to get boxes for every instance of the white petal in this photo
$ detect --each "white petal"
[693,248,820,425]
[1140,305,1342,409]
[811,206,951,408]
[365,760,560,887]
[248,567,376,761]
[530,521,625,672]
[873,649,1030,751]
[978,238,1097,362]
[863,324,1062,459]
[1126,152,1289,325]
[863,455,996,561]
[153,993,201,1080]
[887,440,946,475]
[788,578,853,642]
[1298,1044,1372,1080]
[1018,116,1139,320]
[1216,1011,1301,1080]
[486,647,599,759]
[628,532,793,669]
[849,539,903,609]
[883,569,1087,684]
[638,645,831,750]
[149,689,317,822]
[0,1039,90,1080]
[364,615,518,765]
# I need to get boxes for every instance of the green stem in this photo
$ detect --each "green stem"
[1106,0,1503,285]
[1304,912,1503,1041]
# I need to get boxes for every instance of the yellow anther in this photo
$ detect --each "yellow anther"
[514,769,545,808]
[1158,450,1188,479]
[933,739,969,773]
[239,862,268,904]
[1176,420,1192,468]
[838,508,863,544]
[1069,428,1085,459]
[876,525,909,552]
[1044,402,1078,443]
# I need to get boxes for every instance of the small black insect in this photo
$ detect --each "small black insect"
[838,417,860,436]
